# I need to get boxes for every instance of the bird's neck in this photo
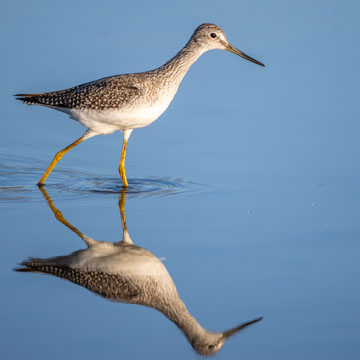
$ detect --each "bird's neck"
[156,40,206,87]
[154,291,208,343]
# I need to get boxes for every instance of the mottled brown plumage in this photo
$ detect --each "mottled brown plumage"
[16,76,144,110]
[17,261,141,300]
[14,24,232,111]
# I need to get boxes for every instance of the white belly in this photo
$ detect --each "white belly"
[55,99,172,135]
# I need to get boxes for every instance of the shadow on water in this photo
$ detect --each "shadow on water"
[15,188,262,356]
[0,154,206,202]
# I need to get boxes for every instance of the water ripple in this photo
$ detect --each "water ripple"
[0,155,206,203]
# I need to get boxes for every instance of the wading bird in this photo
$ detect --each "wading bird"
[15,23,264,187]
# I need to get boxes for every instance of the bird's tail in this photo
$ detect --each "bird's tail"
[13,92,47,105]
[14,257,63,274]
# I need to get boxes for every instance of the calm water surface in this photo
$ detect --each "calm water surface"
[1,147,359,359]
[1,1,360,359]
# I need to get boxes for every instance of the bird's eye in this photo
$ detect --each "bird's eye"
[208,344,215,350]
[210,33,217,39]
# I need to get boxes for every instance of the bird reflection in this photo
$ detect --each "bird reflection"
[16,188,262,356]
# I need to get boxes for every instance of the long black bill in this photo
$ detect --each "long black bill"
[222,316,263,339]
[224,43,265,67]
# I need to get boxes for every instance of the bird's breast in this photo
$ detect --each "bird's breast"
[68,95,173,134]
[66,245,172,281]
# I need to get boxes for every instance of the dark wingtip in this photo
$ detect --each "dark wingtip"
[14,93,33,97]
[14,94,39,104]
[14,94,28,102]
[14,267,31,272]
[14,93,40,103]
[14,262,31,272]
[14,93,28,99]
[14,260,44,273]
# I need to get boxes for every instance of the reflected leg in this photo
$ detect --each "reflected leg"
[38,186,97,247]
[118,190,133,245]
[119,190,127,233]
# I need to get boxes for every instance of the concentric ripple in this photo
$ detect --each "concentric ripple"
[0,155,206,203]
[51,174,204,199]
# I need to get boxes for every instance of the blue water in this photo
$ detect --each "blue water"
[1,1,360,359]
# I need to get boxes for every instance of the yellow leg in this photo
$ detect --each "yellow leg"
[118,138,128,188]
[38,132,89,186]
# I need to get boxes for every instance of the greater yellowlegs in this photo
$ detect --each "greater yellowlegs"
[15,23,264,187]
[16,188,262,356]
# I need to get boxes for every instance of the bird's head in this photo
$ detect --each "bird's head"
[191,23,264,67]
[190,316,263,356]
